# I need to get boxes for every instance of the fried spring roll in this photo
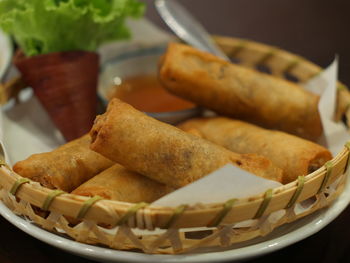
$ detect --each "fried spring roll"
[179,117,332,184]
[13,135,114,192]
[71,164,173,203]
[158,43,322,141]
[90,98,283,188]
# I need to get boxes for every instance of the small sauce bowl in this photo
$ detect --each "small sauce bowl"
[98,44,201,124]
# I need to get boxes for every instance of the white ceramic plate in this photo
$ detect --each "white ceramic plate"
[2,54,350,263]
[0,173,349,263]
[1,56,350,262]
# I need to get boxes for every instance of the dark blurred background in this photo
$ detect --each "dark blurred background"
[2,1,350,263]
[144,0,350,85]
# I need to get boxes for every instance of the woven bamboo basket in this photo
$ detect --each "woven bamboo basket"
[0,36,350,255]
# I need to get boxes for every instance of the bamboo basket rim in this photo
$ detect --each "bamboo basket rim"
[0,142,348,230]
[0,35,349,238]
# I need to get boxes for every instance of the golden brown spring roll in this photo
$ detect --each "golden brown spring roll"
[71,164,173,203]
[158,43,322,141]
[13,135,114,192]
[179,117,332,184]
[90,98,283,188]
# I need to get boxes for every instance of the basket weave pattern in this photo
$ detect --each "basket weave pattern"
[0,37,349,254]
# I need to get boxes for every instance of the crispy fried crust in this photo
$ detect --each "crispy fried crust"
[71,164,173,203]
[159,43,322,141]
[13,135,114,192]
[179,117,332,183]
[90,99,283,188]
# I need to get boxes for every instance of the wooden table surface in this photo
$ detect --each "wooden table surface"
[2,0,350,262]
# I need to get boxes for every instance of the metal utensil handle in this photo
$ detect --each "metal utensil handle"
[155,0,229,61]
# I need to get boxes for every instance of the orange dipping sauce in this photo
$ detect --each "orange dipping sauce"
[107,74,194,112]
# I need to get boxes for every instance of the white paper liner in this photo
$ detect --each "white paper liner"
[304,57,349,155]
[153,164,282,207]
[1,89,64,165]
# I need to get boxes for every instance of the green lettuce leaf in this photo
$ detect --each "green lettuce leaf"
[0,0,145,56]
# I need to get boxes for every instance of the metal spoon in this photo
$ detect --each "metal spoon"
[155,0,229,61]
